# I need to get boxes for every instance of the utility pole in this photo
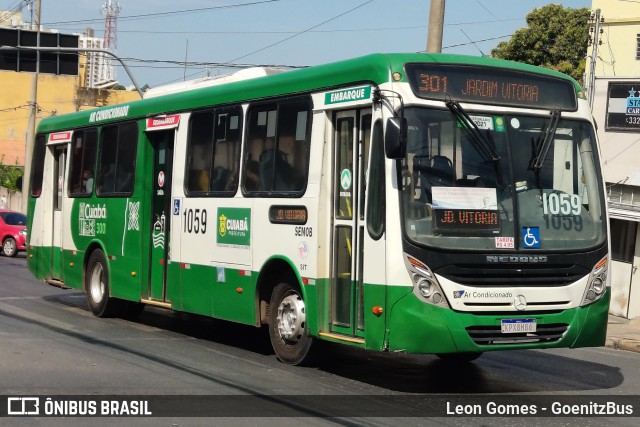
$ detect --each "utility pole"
[588,9,602,110]
[426,0,446,53]
[23,0,41,213]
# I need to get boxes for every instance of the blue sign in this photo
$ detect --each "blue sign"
[173,199,181,215]
[522,227,540,248]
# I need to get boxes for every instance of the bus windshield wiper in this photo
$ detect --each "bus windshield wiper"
[531,110,561,169]
[445,99,500,162]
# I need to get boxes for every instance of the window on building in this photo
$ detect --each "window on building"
[637,34,640,60]
[96,122,138,196]
[611,218,637,263]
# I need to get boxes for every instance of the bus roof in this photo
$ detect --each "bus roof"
[36,52,583,133]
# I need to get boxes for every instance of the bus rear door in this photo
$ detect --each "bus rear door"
[50,142,67,281]
[144,117,179,305]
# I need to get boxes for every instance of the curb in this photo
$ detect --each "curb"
[606,337,640,353]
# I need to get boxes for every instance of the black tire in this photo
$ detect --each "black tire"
[436,352,483,363]
[268,282,314,365]
[85,249,118,317]
[2,237,17,257]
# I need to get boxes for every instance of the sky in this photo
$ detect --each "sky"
[1,0,593,89]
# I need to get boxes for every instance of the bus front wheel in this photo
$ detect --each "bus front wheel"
[85,249,118,317]
[268,282,314,365]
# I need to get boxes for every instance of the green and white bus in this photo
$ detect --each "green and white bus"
[26,53,610,364]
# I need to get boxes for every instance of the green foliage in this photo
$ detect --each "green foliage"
[0,155,24,192]
[491,4,590,83]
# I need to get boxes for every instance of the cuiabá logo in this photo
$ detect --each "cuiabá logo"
[217,208,251,246]
[219,213,227,237]
[83,203,107,219]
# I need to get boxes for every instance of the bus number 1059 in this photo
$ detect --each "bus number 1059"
[183,208,207,234]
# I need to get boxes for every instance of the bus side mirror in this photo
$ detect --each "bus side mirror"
[385,117,407,159]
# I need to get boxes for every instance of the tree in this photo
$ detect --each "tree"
[491,4,590,83]
[0,155,23,192]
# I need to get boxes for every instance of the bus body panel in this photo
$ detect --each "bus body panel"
[25,53,609,362]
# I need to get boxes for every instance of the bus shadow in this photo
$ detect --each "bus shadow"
[44,292,624,394]
[45,292,274,356]
[314,343,625,393]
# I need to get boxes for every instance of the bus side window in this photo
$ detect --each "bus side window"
[186,111,214,195]
[243,96,311,195]
[30,134,47,197]
[97,122,137,196]
[68,129,98,197]
[186,107,241,196]
[211,108,241,194]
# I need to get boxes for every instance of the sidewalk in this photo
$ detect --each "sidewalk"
[605,315,640,353]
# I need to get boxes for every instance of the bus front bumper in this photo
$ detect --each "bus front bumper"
[386,289,610,354]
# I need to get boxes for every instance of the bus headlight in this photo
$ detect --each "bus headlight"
[404,254,450,308]
[581,256,608,306]
[417,277,434,298]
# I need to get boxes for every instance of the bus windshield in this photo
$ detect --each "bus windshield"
[401,107,606,251]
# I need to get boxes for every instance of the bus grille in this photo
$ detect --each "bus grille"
[437,264,589,286]
[465,323,568,345]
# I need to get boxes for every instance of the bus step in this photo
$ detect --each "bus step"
[140,298,172,309]
[45,279,70,289]
[318,332,365,345]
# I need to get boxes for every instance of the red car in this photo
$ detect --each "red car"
[0,209,27,257]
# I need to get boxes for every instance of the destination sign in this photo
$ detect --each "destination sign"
[434,208,500,234]
[406,63,577,111]
[269,205,308,225]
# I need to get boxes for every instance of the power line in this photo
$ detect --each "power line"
[440,34,512,51]
[53,18,524,36]
[224,0,374,65]
[42,0,281,27]
[475,0,499,20]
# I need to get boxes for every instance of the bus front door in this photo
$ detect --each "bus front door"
[147,130,174,303]
[330,110,372,339]
[51,145,66,280]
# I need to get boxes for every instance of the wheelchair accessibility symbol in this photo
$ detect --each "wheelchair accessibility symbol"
[522,227,540,248]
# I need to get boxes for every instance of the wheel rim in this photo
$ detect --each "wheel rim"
[3,239,15,255]
[89,262,105,303]
[276,292,306,344]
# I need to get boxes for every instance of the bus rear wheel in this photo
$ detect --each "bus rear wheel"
[85,249,118,317]
[268,282,314,365]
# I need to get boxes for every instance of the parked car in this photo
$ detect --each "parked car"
[0,209,27,257]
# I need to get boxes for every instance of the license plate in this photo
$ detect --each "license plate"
[501,318,536,334]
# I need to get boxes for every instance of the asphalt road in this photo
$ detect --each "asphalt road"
[1,254,639,426]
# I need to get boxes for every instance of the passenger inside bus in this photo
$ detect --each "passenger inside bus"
[83,169,94,193]
[189,169,209,192]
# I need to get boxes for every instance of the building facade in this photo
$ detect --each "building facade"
[588,0,640,318]
[0,12,138,168]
